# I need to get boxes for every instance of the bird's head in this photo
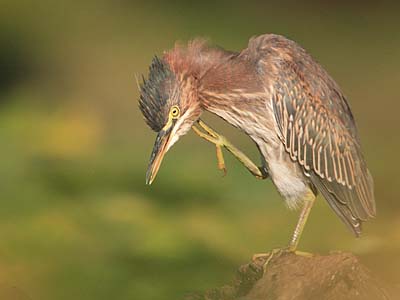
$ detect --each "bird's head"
[139,56,202,185]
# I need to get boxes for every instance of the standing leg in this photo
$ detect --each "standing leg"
[288,191,316,251]
[253,192,315,273]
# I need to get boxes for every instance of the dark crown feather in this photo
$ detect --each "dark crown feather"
[139,56,175,132]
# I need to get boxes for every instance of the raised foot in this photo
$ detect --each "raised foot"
[252,248,314,273]
[192,120,227,175]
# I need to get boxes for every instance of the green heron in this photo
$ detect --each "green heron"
[139,34,376,252]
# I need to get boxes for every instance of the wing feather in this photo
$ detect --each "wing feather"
[247,34,376,235]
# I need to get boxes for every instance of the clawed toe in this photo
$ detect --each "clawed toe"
[252,248,313,273]
[193,120,228,175]
[252,248,284,273]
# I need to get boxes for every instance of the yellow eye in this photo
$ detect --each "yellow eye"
[170,106,180,119]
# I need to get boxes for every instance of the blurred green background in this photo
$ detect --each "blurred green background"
[0,0,399,299]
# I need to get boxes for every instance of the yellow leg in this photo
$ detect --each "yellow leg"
[288,191,316,251]
[252,192,315,273]
[192,120,268,179]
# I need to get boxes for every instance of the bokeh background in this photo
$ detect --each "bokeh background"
[1,1,399,299]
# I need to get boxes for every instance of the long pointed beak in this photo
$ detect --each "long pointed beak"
[146,128,173,185]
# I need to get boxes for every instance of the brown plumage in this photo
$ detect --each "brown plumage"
[254,36,375,235]
[140,34,375,240]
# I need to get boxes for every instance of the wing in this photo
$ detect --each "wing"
[246,34,376,236]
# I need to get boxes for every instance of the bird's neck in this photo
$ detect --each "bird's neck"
[197,56,267,131]
[164,39,234,80]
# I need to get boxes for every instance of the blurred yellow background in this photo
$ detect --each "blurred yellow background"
[0,1,399,299]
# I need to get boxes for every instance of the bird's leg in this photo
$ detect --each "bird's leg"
[252,193,315,273]
[192,120,268,179]
[288,191,316,252]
